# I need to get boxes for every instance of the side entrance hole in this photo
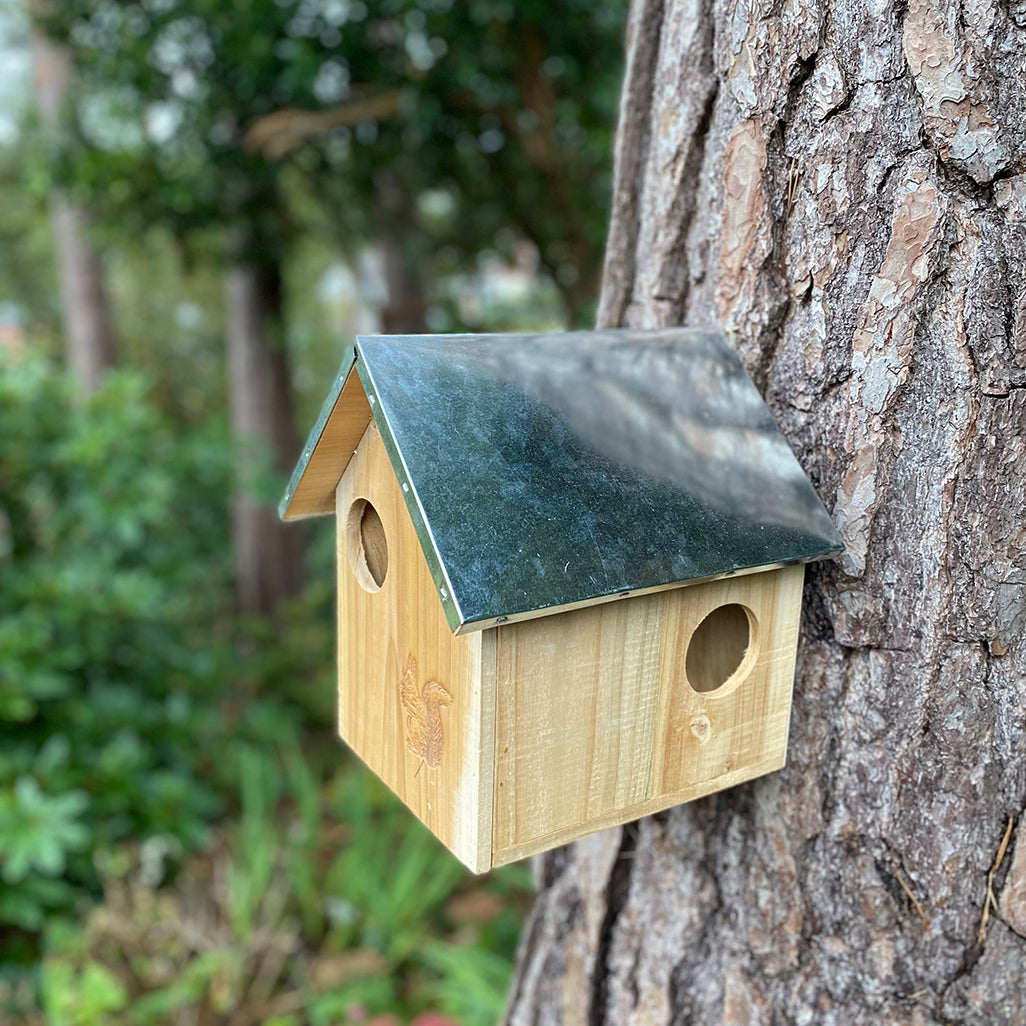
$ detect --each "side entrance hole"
[685,603,757,695]
[347,498,388,592]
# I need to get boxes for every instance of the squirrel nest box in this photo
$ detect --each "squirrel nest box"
[280,329,841,872]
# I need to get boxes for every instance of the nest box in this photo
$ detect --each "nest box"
[280,328,841,872]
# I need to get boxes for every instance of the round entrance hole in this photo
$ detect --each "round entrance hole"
[685,603,757,695]
[346,498,388,592]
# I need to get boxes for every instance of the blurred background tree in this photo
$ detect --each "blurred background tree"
[33,0,624,616]
[29,0,117,394]
[0,0,627,1020]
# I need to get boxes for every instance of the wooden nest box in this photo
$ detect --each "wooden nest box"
[280,329,841,872]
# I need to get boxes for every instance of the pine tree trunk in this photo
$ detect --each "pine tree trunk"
[504,0,1026,1023]
[31,9,116,393]
[225,248,306,618]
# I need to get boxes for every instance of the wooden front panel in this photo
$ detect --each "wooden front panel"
[336,421,494,872]
[491,565,805,864]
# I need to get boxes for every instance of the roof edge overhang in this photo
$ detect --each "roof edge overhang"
[279,346,370,521]
[448,558,817,635]
[278,339,467,632]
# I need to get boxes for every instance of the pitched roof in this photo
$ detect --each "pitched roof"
[281,328,842,633]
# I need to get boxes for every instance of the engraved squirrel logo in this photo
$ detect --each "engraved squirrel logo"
[399,655,451,768]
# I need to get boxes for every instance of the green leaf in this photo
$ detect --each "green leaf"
[0,778,90,883]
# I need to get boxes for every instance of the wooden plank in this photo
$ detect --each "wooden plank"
[491,755,787,867]
[491,565,805,863]
[335,420,494,872]
[282,368,372,520]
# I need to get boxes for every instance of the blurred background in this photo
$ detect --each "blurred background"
[0,1,625,1022]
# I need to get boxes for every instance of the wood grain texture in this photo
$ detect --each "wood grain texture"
[336,420,494,872]
[506,0,1026,1021]
[492,567,803,866]
[284,369,372,520]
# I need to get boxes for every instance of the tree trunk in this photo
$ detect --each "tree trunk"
[30,8,116,393]
[504,0,1026,1023]
[376,172,428,334]
[379,229,428,334]
[225,249,305,617]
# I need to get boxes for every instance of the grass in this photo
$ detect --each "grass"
[5,737,532,1026]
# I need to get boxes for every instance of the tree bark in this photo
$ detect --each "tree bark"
[30,8,116,393]
[505,0,1026,1023]
[225,248,306,618]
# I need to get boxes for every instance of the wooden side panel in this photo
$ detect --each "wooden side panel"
[336,421,494,872]
[491,565,805,865]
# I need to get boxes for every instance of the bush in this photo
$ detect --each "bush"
[0,355,534,1025]
[0,355,236,957]
[36,756,532,1026]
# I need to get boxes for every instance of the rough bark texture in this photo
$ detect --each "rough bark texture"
[225,254,306,618]
[31,13,117,393]
[504,1,1026,1023]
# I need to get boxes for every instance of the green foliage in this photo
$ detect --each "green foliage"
[0,149,59,348]
[36,736,533,1026]
[42,0,626,324]
[0,778,89,885]
[419,942,518,1025]
[0,353,236,951]
[43,959,127,1026]
[0,356,533,1015]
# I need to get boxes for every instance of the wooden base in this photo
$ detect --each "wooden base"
[490,754,786,866]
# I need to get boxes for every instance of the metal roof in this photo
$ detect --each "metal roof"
[281,328,842,633]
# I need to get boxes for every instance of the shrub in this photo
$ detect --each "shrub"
[36,753,533,1026]
[0,355,236,957]
[0,355,534,1024]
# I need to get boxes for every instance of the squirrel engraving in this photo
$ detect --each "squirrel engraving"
[399,654,452,768]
